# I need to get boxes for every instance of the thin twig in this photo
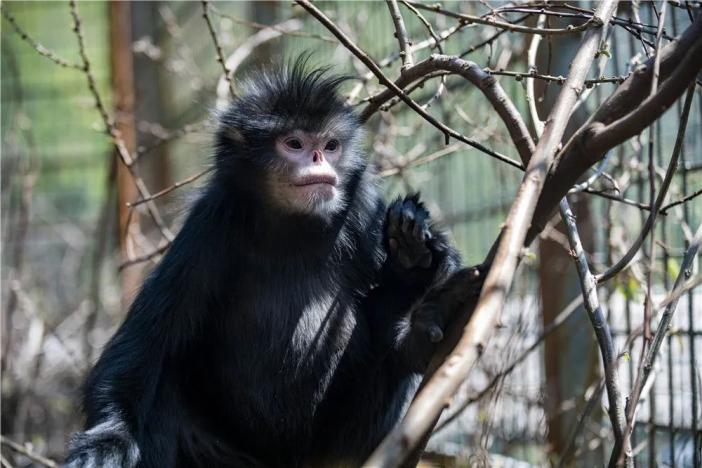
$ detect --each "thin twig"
[363,2,617,465]
[119,242,170,270]
[386,0,414,70]
[136,121,207,159]
[68,0,174,243]
[215,19,303,110]
[211,7,335,43]
[406,0,600,35]
[559,198,627,467]
[379,143,461,178]
[360,54,534,165]
[1,4,83,70]
[596,85,695,284]
[434,294,584,432]
[296,0,524,170]
[201,0,236,99]
[616,220,702,464]
[582,188,652,212]
[128,166,213,207]
[660,187,702,214]
[0,436,57,468]
[487,68,628,85]
[399,0,446,109]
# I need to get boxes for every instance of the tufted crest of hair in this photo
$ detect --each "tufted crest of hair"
[215,56,361,162]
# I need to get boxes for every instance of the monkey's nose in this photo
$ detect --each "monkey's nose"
[312,150,324,164]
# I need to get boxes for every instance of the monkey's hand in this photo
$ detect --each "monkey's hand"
[385,194,434,273]
[399,264,486,371]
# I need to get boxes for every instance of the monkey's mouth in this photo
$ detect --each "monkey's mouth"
[293,175,338,187]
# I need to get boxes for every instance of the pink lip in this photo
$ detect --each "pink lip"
[294,175,338,187]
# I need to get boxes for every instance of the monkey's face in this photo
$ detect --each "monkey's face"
[268,129,347,217]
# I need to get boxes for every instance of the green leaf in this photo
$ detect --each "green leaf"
[667,258,680,280]
[616,276,641,301]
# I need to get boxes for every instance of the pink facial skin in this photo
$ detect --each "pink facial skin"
[272,131,344,215]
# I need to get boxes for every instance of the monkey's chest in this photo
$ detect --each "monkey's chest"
[251,290,359,376]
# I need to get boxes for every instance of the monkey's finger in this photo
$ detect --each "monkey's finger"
[387,200,403,235]
[412,209,429,242]
[401,201,416,233]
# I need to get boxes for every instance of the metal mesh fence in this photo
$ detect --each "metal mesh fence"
[1,1,700,466]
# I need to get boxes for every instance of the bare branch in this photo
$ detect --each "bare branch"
[363,2,617,465]
[405,0,601,35]
[386,0,414,70]
[1,4,83,70]
[616,220,702,464]
[559,199,627,467]
[295,0,524,170]
[211,7,335,43]
[488,68,628,85]
[128,166,213,207]
[434,294,584,433]
[68,0,174,243]
[661,187,702,214]
[215,19,304,110]
[596,84,695,284]
[119,242,170,271]
[201,0,236,99]
[0,436,57,468]
[526,15,702,247]
[360,55,535,165]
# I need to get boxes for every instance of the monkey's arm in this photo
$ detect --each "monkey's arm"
[65,276,190,468]
[65,199,221,468]
[363,195,463,372]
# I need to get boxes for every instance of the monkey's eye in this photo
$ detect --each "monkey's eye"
[285,138,304,150]
[324,140,340,152]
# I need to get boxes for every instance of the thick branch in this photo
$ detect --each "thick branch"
[526,15,702,246]
[361,55,535,164]
[363,1,617,465]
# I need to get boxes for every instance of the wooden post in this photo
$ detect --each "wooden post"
[109,1,141,308]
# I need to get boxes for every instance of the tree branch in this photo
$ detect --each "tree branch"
[386,0,414,70]
[405,0,599,35]
[363,1,618,465]
[559,198,627,467]
[596,84,695,284]
[1,4,82,70]
[68,0,174,243]
[201,0,236,99]
[295,0,524,170]
[525,14,702,247]
[361,55,535,164]
[615,220,702,464]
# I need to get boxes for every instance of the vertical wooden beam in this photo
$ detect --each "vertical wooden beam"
[109,1,141,308]
[131,1,172,199]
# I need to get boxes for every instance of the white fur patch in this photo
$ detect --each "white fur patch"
[65,412,140,468]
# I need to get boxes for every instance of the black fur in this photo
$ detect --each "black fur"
[66,59,461,468]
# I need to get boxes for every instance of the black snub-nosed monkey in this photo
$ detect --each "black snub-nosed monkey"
[66,58,478,468]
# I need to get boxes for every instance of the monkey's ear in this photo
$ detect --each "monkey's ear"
[224,127,246,144]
